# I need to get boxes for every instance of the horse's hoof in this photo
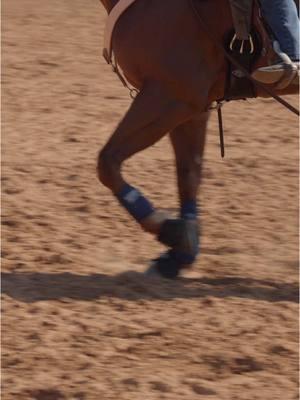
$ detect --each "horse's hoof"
[158,219,186,247]
[158,219,199,262]
[147,251,181,279]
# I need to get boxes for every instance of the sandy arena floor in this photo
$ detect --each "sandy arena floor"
[2,1,299,399]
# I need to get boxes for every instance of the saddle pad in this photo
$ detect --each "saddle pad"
[103,0,137,63]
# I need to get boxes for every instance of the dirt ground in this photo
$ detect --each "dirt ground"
[2,1,299,399]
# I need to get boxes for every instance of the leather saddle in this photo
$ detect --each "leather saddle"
[225,0,277,100]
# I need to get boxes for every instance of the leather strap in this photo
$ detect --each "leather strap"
[229,0,254,40]
[103,0,136,63]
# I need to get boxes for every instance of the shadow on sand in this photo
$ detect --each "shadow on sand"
[1,270,298,303]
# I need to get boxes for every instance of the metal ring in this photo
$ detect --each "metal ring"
[249,35,254,54]
[229,33,237,51]
[130,88,139,99]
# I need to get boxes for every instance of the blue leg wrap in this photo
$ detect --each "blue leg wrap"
[116,184,155,222]
[181,200,197,220]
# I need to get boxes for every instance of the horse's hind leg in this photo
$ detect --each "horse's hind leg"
[97,82,204,235]
[151,112,209,276]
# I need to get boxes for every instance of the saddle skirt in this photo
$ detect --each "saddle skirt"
[229,0,254,40]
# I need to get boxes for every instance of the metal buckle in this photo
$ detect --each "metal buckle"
[230,34,254,54]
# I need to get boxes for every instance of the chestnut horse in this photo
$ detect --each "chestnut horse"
[97,0,298,278]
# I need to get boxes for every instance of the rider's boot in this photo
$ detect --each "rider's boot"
[252,60,299,85]
[254,0,300,87]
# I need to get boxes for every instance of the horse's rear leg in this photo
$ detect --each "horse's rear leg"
[97,82,205,235]
[151,112,209,277]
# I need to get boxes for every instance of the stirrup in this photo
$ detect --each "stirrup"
[252,41,299,89]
